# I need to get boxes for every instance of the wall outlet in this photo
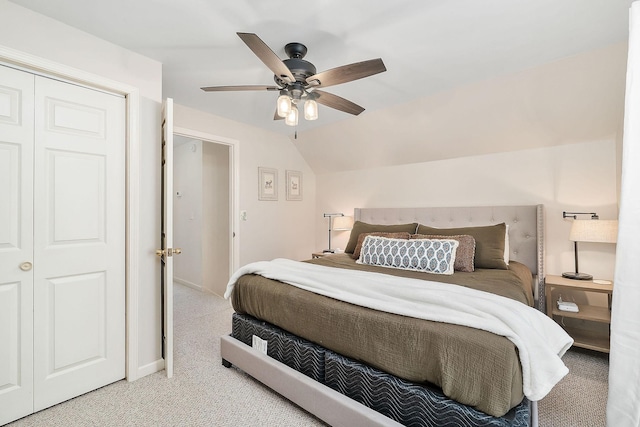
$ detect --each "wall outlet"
[252,335,268,354]
[240,210,247,221]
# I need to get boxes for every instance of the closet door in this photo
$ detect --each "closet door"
[0,65,35,425]
[32,76,126,410]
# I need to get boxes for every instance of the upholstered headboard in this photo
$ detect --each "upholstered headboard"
[354,205,545,310]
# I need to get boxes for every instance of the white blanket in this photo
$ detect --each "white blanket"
[225,258,573,402]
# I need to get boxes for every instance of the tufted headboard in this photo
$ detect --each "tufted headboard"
[354,205,545,310]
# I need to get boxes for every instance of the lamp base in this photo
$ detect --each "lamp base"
[323,249,334,253]
[562,272,593,281]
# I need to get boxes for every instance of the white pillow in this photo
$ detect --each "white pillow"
[357,235,459,275]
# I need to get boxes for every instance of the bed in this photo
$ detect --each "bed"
[221,205,570,427]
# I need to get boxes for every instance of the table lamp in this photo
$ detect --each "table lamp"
[323,213,353,253]
[562,211,618,280]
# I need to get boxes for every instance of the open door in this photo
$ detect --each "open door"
[158,98,180,378]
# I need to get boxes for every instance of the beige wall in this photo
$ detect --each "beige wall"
[315,43,624,284]
[173,138,203,289]
[173,103,317,265]
[173,137,230,297]
[296,43,627,175]
[318,139,619,282]
[0,1,161,100]
[202,142,230,297]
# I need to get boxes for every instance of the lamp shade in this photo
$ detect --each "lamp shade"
[285,105,298,126]
[569,220,618,243]
[304,98,318,120]
[332,215,354,231]
[277,93,291,117]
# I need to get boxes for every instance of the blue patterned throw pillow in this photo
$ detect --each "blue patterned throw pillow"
[357,235,459,275]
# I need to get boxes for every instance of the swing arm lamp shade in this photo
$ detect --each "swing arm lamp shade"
[569,220,618,243]
[332,215,354,231]
[563,219,618,280]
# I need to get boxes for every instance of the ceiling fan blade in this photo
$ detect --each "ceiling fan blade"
[313,90,365,116]
[237,32,295,84]
[306,58,386,88]
[201,85,279,92]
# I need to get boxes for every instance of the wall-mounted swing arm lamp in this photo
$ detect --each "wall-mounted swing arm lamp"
[563,211,599,220]
[323,213,353,253]
[562,211,618,280]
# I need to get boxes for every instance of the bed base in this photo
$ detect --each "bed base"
[221,335,401,427]
[221,314,538,427]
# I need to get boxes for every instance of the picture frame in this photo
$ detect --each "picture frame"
[258,167,278,200]
[258,167,278,201]
[286,170,303,201]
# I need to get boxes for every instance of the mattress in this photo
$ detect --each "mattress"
[231,312,530,427]
[230,254,534,417]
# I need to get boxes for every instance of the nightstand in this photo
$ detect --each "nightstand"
[312,252,330,259]
[545,275,613,353]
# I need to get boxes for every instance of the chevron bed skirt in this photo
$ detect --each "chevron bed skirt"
[227,313,531,427]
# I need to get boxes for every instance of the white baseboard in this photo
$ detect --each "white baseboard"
[202,287,224,298]
[174,277,202,291]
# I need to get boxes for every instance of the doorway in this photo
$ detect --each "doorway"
[172,129,239,296]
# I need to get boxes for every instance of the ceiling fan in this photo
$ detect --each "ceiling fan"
[201,32,387,126]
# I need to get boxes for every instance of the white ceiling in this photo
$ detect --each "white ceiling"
[10,0,634,171]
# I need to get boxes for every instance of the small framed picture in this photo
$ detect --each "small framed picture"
[258,167,278,201]
[286,170,302,201]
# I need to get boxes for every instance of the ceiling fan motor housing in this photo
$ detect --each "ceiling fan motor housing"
[273,42,317,87]
[284,42,307,59]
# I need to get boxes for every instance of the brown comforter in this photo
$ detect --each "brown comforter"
[230,253,534,417]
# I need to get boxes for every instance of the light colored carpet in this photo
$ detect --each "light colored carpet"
[8,283,608,427]
[538,346,608,426]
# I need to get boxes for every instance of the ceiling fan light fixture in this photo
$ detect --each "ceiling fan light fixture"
[304,98,318,121]
[285,104,299,126]
[276,93,292,117]
[202,33,387,126]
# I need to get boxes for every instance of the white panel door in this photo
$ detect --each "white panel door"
[0,65,35,425]
[32,76,126,410]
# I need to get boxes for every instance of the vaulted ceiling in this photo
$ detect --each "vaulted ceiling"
[11,0,634,173]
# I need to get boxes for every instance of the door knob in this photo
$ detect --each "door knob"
[155,248,182,257]
[20,261,33,271]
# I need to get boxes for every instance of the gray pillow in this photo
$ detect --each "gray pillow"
[410,234,476,272]
[415,223,507,269]
[345,221,418,254]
